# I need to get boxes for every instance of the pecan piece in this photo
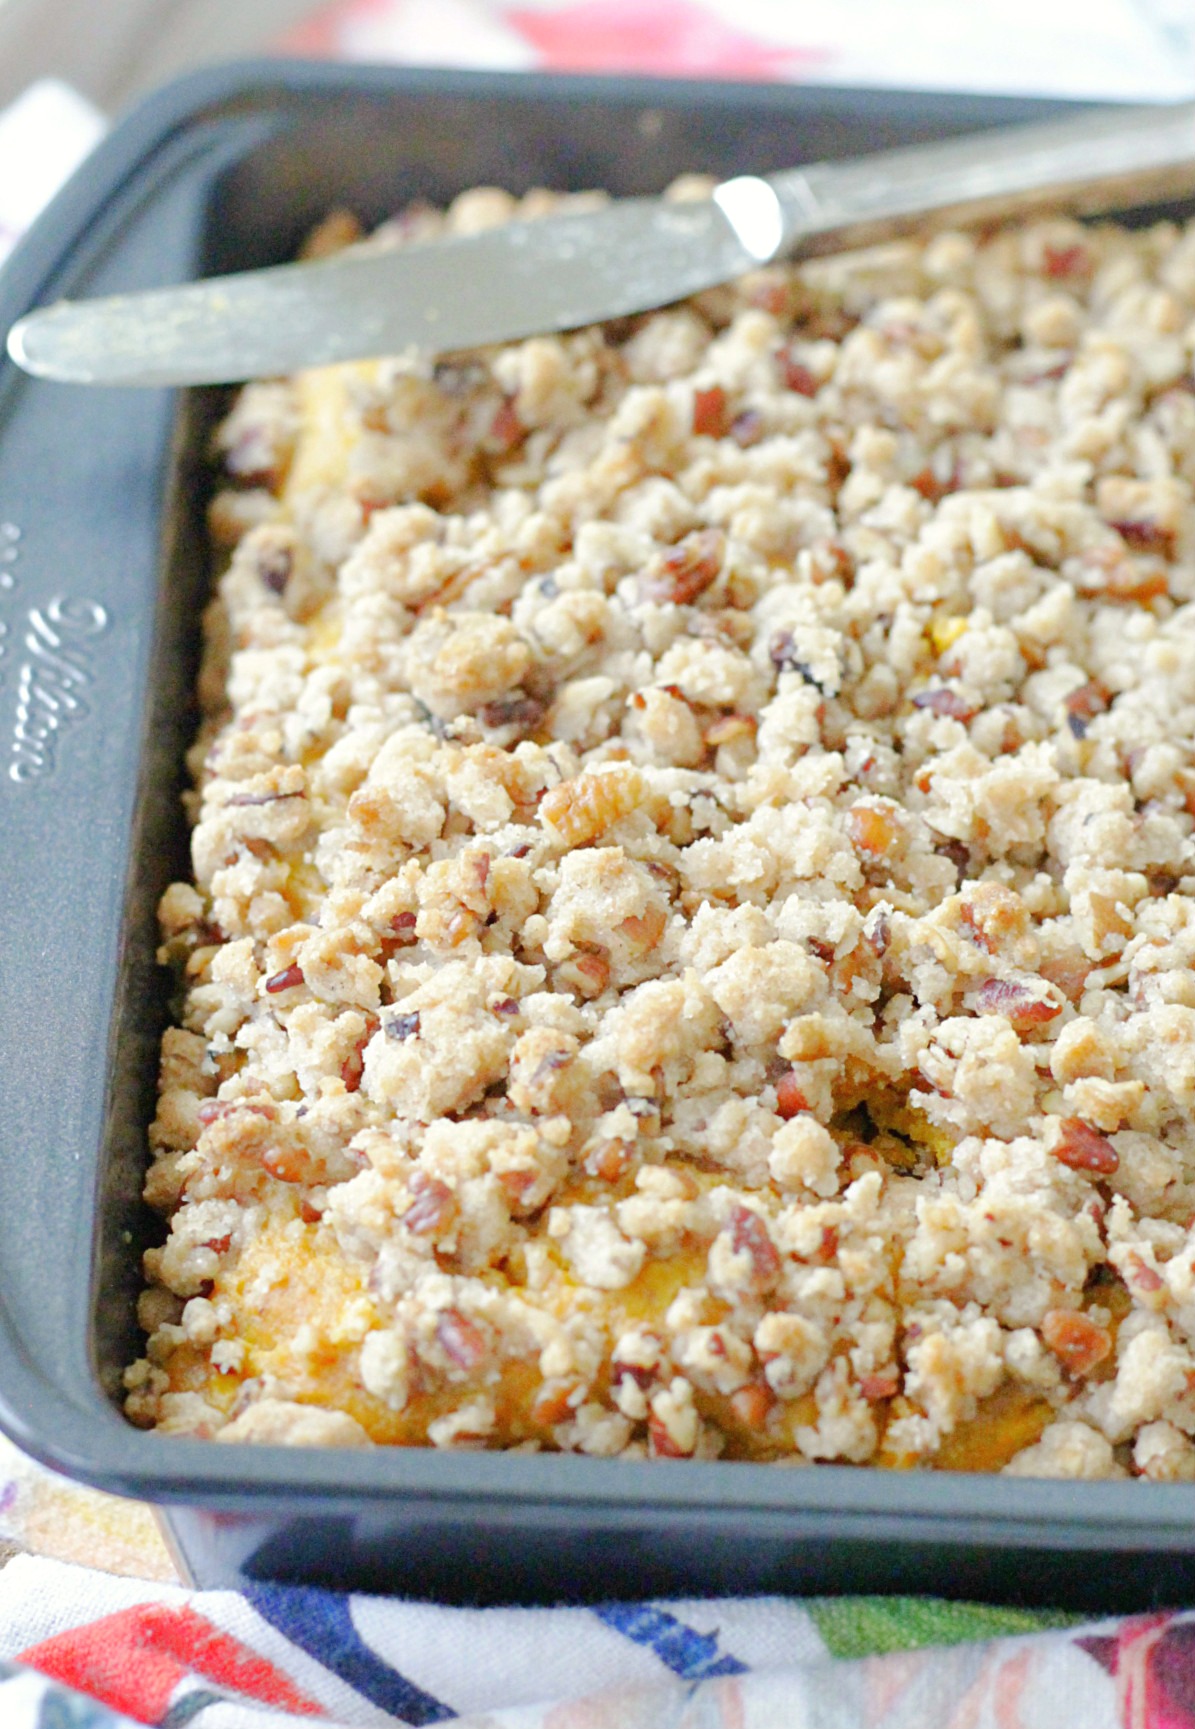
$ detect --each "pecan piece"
[777,349,819,396]
[1110,520,1176,558]
[641,529,725,607]
[261,1142,315,1184]
[264,963,304,994]
[540,764,645,847]
[618,906,667,950]
[692,385,730,438]
[255,543,292,595]
[768,631,821,684]
[859,1372,900,1402]
[647,1412,693,1458]
[1124,1254,1164,1294]
[728,1383,775,1428]
[340,1033,369,1093]
[531,1378,581,1428]
[478,694,546,734]
[386,1011,421,1042]
[568,951,612,998]
[911,687,976,721]
[728,1205,780,1290]
[388,910,418,943]
[1042,242,1090,279]
[1041,1309,1112,1378]
[488,397,524,453]
[1053,1117,1119,1175]
[730,408,765,447]
[403,1173,457,1236]
[975,977,1062,1029]
[437,1308,487,1372]
[847,805,900,857]
[774,1071,809,1120]
[585,1139,633,1183]
[1064,681,1110,740]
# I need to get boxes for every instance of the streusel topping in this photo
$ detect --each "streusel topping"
[126,188,1195,1478]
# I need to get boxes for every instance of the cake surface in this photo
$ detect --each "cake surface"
[126,188,1195,1479]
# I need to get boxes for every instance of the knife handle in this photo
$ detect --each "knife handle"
[769,101,1195,259]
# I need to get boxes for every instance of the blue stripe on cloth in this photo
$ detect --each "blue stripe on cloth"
[162,1691,229,1728]
[593,1603,748,1681]
[244,1583,454,1725]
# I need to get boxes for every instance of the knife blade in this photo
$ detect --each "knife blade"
[7,99,1195,388]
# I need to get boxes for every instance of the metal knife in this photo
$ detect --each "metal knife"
[8,100,1195,388]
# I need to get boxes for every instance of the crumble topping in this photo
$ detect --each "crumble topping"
[127,185,1195,1477]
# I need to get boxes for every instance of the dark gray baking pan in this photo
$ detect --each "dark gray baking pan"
[1,56,1192,1608]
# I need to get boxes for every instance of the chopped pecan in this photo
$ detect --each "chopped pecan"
[728,1205,780,1290]
[1054,1117,1119,1175]
[909,464,961,504]
[777,349,819,396]
[478,694,546,733]
[692,385,730,438]
[437,1308,487,1372]
[859,1372,899,1402]
[911,687,976,721]
[814,1225,839,1263]
[704,713,756,747]
[1124,1254,1164,1294]
[1039,954,1091,1003]
[641,529,725,606]
[264,963,304,994]
[260,1142,315,1184]
[1041,1309,1112,1377]
[730,408,765,447]
[728,1383,775,1428]
[865,913,892,955]
[225,789,306,808]
[403,1173,457,1236]
[255,543,292,595]
[585,1139,633,1183]
[618,906,667,949]
[975,977,1062,1029]
[1064,681,1110,740]
[768,631,821,683]
[386,1011,421,1041]
[847,805,900,857]
[571,951,612,996]
[340,1025,374,1093]
[531,1379,581,1428]
[488,397,524,453]
[540,764,645,847]
[648,1412,693,1458]
[1110,520,1176,558]
[1042,242,1090,279]
[774,1071,809,1120]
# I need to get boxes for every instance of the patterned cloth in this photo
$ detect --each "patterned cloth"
[3,5,1195,1726]
[0,1551,1160,1729]
[0,1429,1171,1727]
[284,0,1195,100]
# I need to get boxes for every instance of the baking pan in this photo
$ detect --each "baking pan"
[3,56,1194,1608]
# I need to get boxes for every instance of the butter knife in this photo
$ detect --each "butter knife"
[7,99,1195,388]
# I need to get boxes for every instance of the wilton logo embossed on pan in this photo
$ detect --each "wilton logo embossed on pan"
[0,523,110,785]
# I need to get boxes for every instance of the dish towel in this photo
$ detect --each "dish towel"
[3,5,1195,1728]
[0,1549,1180,1729]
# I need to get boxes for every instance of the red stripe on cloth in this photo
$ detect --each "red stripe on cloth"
[505,0,821,78]
[19,1602,325,1723]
